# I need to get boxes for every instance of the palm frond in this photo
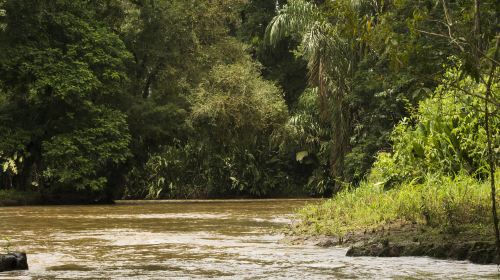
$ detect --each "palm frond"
[265,0,320,46]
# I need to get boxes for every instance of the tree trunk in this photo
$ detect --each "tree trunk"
[329,84,350,191]
[485,37,499,261]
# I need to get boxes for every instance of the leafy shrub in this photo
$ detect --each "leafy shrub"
[372,68,499,186]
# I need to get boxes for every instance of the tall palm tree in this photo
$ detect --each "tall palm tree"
[266,0,373,187]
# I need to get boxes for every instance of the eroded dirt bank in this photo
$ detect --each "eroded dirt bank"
[282,223,499,265]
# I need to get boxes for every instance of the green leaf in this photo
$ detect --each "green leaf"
[296,150,309,162]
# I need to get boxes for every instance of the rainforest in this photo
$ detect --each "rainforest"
[0,0,499,278]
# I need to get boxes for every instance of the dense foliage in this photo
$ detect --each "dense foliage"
[127,60,292,198]
[0,0,498,205]
[266,0,498,191]
[0,0,132,202]
[377,69,499,188]
[295,75,499,235]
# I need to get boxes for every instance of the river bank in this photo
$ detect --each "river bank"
[0,190,113,206]
[0,189,318,206]
[282,222,499,265]
[283,172,500,265]
[0,190,42,206]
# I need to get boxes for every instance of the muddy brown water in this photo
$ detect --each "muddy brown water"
[0,199,498,279]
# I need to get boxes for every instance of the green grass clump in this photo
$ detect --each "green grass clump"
[295,172,497,236]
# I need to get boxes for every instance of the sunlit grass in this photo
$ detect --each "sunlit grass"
[295,171,498,236]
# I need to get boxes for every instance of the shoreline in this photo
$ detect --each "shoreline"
[116,198,321,204]
[0,195,322,207]
[0,191,42,207]
[281,223,499,265]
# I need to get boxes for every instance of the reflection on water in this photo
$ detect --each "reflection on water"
[0,199,498,279]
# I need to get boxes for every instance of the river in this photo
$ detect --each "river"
[0,199,498,279]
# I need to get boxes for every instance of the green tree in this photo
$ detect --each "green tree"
[120,0,255,196]
[138,59,291,198]
[238,0,308,107]
[266,0,496,188]
[409,0,499,257]
[0,0,131,201]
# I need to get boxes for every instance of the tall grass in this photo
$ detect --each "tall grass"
[296,171,498,236]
